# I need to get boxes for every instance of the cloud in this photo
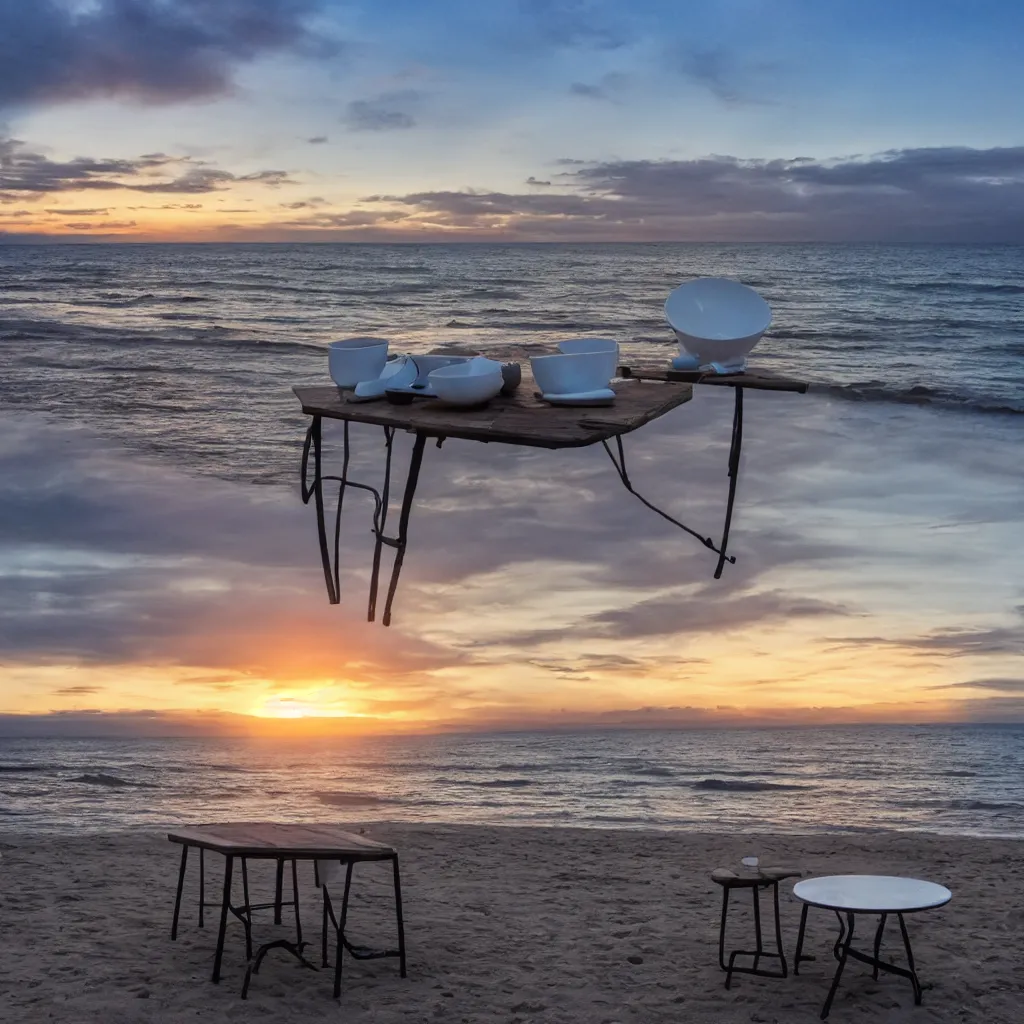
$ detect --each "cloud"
[670,46,772,105]
[343,91,421,132]
[307,135,329,144]
[0,137,295,198]
[52,685,105,696]
[355,146,1024,242]
[519,0,630,50]
[931,678,1024,692]
[0,0,336,108]
[44,207,109,215]
[568,72,626,101]
[831,612,1024,659]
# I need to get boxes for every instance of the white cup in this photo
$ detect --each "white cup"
[328,337,389,388]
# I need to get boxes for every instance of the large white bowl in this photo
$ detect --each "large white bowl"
[530,351,612,396]
[328,337,390,387]
[665,278,771,369]
[429,357,504,406]
[557,338,619,383]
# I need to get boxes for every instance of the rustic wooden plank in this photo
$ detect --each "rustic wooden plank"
[293,376,693,449]
[618,364,809,394]
[168,822,394,858]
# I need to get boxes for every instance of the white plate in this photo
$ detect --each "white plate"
[541,388,616,407]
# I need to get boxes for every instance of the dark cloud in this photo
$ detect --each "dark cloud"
[831,612,1024,658]
[931,679,1024,693]
[307,135,328,144]
[44,207,109,215]
[357,146,1024,242]
[0,0,336,108]
[0,137,295,198]
[520,0,629,50]
[52,685,104,696]
[343,91,422,132]
[668,46,772,106]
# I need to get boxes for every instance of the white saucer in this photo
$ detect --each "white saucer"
[541,388,616,407]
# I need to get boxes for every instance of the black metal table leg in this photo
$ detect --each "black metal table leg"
[381,431,427,627]
[715,385,744,579]
[171,844,188,940]
[292,858,303,945]
[898,914,923,1004]
[199,848,205,928]
[873,913,887,980]
[240,858,253,961]
[274,858,284,925]
[751,882,764,973]
[392,854,407,977]
[821,912,856,1019]
[212,855,234,983]
[772,880,788,977]
[301,416,340,604]
[333,862,355,998]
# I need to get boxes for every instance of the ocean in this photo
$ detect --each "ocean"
[1,242,1021,484]
[2,725,1024,837]
[1,242,1022,839]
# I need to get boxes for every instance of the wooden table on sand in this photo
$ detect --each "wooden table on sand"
[168,823,405,997]
[293,364,807,626]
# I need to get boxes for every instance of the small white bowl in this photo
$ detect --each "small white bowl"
[557,338,619,383]
[410,354,472,387]
[530,351,612,396]
[429,357,504,406]
[328,337,390,388]
[665,278,771,370]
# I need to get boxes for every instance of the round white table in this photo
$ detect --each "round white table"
[793,875,951,1019]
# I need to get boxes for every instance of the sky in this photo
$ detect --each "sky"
[1,0,1024,242]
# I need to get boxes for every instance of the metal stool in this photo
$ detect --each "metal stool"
[712,866,803,988]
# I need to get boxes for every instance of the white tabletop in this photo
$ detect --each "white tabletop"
[793,875,952,914]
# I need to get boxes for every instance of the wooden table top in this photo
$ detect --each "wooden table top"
[293,376,693,450]
[167,822,395,858]
[618,365,809,393]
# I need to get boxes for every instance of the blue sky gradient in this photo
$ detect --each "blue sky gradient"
[1,0,1022,240]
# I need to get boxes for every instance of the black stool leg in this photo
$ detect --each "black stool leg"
[772,882,788,977]
[171,845,188,940]
[321,884,331,968]
[751,884,764,973]
[718,886,731,974]
[393,855,407,977]
[794,903,809,975]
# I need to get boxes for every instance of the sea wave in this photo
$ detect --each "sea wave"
[316,791,389,807]
[818,381,1024,416]
[693,779,813,792]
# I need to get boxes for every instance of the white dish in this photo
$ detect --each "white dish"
[530,351,612,395]
[328,337,390,388]
[541,388,616,407]
[352,355,418,400]
[557,338,619,383]
[429,357,505,406]
[665,278,771,370]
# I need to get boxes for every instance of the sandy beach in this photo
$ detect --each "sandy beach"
[1,824,1021,1023]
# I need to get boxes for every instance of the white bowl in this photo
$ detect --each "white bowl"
[530,351,612,395]
[328,337,390,387]
[410,354,472,387]
[557,338,619,383]
[665,278,771,369]
[428,357,504,406]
